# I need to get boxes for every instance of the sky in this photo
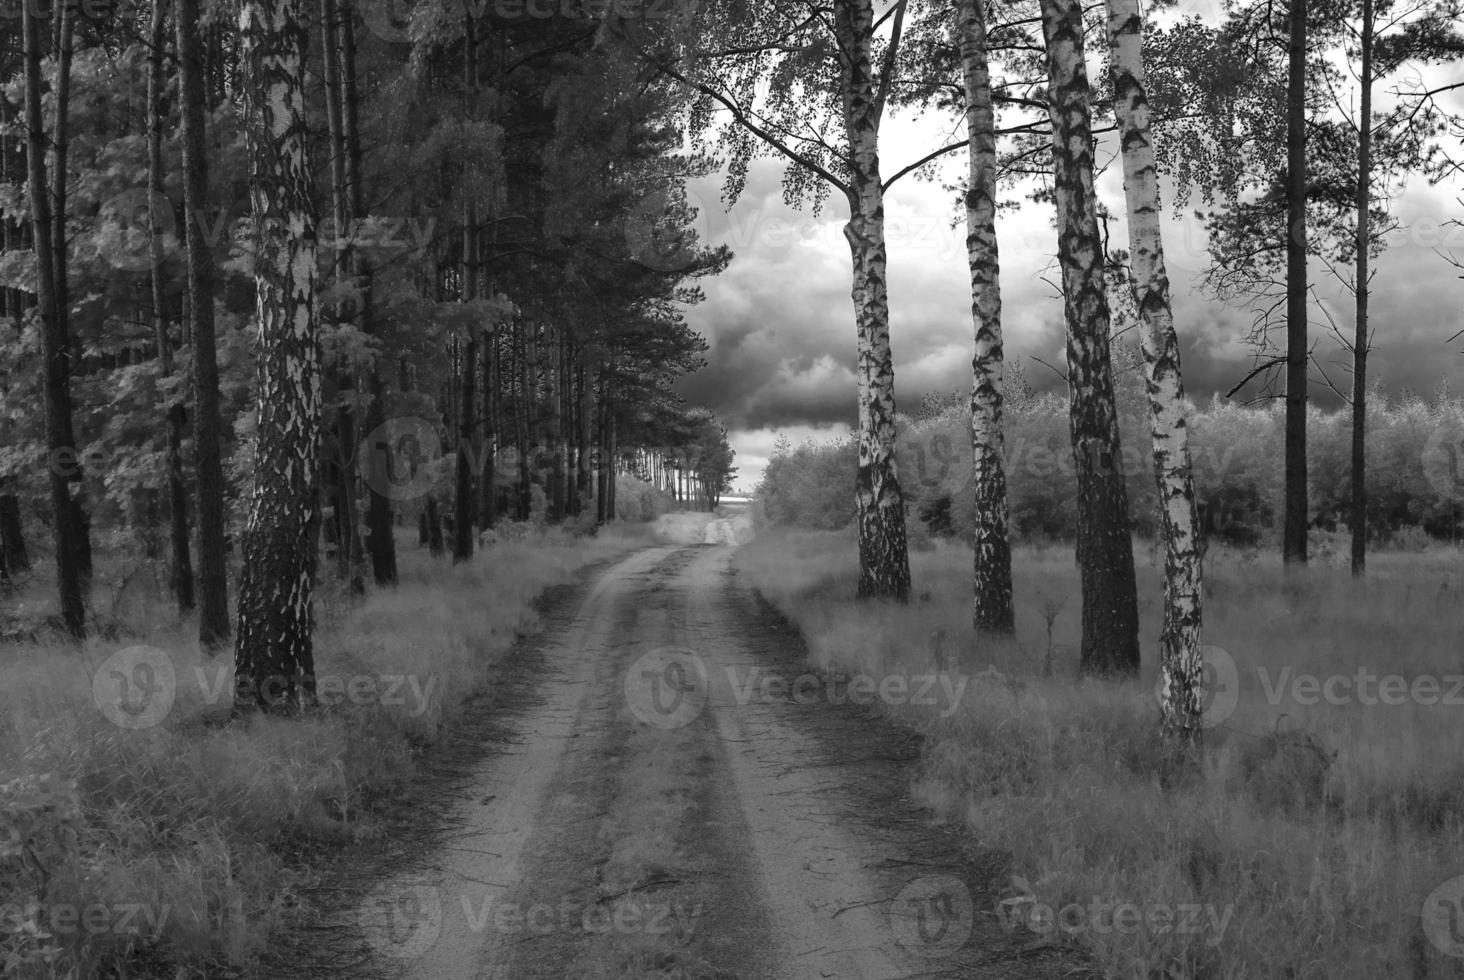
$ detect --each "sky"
[671,95,1464,495]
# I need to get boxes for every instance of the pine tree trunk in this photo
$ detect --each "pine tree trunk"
[596,377,610,524]
[958,0,1016,638]
[577,363,594,517]
[1350,0,1372,578]
[177,0,233,647]
[1107,0,1204,740]
[233,0,321,713]
[320,0,363,596]
[479,324,497,528]
[427,496,445,555]
[50,1,93,591]
[339,0,396,585]
[549,330,565,521]
[453,329,477,562]
[148,0,196,614]
[23,1,86,638]
[1041,0,1141,675]
[835,0,911,603]
[0,494,29,573]
[1283,0,1309,565]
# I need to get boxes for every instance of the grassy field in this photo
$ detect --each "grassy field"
[0,524,652,978]
[734,530,1464,979]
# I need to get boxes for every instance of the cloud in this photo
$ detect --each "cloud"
[674,113,1464,492]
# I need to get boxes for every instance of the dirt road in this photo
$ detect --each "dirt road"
[332,542,1079,980]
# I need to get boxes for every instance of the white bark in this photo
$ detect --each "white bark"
[1106,0,1204,742]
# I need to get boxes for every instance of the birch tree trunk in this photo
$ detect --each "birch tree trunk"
[1106,0,1204,740]
[958,0,1015,637]
[148,0,196,614]
[1041,0,1141,675]
[1350,0,1373,577]
[233,0,321,712]
[23,0,86,638]
[1283,0,1309,565]
[836,0,911,602]
[177,0,233,647]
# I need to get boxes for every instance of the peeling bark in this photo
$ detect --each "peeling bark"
[233,0,321,713]
[1106,0,1204,740]
[836,0,911,603]
[958,0,1015,638]
[1041,0,1141,674]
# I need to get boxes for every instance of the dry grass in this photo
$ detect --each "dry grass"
[734,529,1464,980]
[0,525,649,978]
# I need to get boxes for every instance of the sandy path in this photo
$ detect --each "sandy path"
[341,541,1081,980]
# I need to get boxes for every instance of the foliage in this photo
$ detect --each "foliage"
[756,377,1464,544]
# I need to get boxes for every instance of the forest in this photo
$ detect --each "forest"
[0,0,1462,977]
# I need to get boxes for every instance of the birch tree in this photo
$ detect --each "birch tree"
[233,0,321,712]
[1106,0,1204,736]
[617,0,985,601]
[1041,0,1141,674]
[957,0,1015,636]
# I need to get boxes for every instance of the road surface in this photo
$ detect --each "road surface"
[296,541,1084,980]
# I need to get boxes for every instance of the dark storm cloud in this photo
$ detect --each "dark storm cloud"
[676,142,1463,492]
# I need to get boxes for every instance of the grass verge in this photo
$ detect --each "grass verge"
[0,525,649,978]
[733,529,1464,979]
